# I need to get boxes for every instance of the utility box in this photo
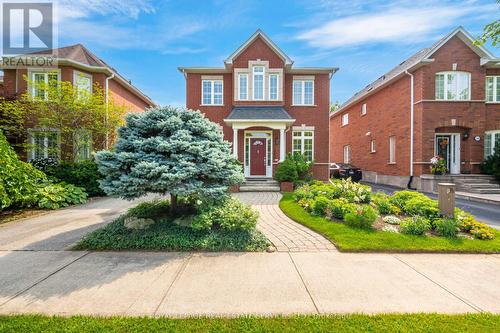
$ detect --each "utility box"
[438,183,456,218]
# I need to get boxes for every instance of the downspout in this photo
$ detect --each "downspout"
[405,70,416,190]
[105,73,115,150]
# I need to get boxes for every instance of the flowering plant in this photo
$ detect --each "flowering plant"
[430,156,447,175]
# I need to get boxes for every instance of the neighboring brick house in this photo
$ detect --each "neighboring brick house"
[179,30,337,180]
[330,27,500,190]
[0,44,155,161]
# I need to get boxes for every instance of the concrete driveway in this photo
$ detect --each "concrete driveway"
[0,194,499,316]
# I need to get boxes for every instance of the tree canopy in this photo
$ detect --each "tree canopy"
[95,107,244,212]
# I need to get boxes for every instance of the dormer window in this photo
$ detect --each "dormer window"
[253,66,264,100]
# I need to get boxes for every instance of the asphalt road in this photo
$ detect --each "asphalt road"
[363,182,500,228]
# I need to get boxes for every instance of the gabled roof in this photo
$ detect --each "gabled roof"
[3,44,155,106]
[332,26,499,116]
[224,29,293,66]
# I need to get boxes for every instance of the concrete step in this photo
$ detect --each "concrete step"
[239,185,280,192]
[242,181,279,186]
[466,188,500,194]
[460,183,500,188]
[454,179,498,184]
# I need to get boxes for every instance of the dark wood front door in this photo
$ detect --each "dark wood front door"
[250,138,266,176]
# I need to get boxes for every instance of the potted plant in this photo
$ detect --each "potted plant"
[274,153,312,192]
[430,156,447,175]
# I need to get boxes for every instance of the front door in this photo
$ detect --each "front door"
[435,134,460,174]
[250,138,266,176]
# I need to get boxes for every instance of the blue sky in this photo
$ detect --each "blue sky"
[54,0,499,106]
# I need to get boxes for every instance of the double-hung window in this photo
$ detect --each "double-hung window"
[28,129,60,161]
[238,74,248,100]
[202,79,223,105]
[74,71,92,99]
[486,76,500,103]
[435,71,470,100]
[253,66,264,100]
[269,74,278,100]
[485,130,500,158]
[343,145,351,164]
[293,80,314,105]
[31,71,59,100]
[292,130,314,161]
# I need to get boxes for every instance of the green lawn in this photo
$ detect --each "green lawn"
[280,193,500,253]
[75,215,268,252]
[1,314,499,333]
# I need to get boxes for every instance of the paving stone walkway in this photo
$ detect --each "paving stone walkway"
[234,192,338,252]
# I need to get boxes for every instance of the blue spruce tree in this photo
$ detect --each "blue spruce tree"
[95,107,244,213]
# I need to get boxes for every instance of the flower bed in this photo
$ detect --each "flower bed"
[280,179,500,253]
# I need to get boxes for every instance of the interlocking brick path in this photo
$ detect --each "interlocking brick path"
[234,192,338,252]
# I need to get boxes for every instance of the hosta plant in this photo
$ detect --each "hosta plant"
[37,183,87,210]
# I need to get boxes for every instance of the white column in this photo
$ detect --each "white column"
[279,128,286,162]
[233,128,238,158]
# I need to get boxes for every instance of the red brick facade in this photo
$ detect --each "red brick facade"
[330,32,500,188]
[182,32,335,180]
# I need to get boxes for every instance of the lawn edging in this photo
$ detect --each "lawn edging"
[279,192,500,253]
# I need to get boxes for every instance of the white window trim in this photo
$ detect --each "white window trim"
[435,71,471,101]
[341,113,349,126]
[292,130,314,161]
[28,68,61,101]
[73,70,93,94]
[343,145,351,164]
[292,79,315,106]
[238,74,248,101]
[485,76,500,103]
[201,79,224,106]
[252,66,265,101]
[389,136,396,164]
[361,103,367,115]
[27,128,61,161]
[485,130,500,157]
[370,140,376,153]
[269,74,279,101]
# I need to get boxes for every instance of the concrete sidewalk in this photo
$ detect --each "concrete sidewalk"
[0,251,498,316]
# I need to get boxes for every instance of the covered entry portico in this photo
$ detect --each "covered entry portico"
[224,106,295,178]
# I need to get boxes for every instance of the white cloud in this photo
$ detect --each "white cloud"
[57,0,155,19]
[296,2,494,48]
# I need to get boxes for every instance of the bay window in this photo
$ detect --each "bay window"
[253,66,264,100]
[202,79,223,105]
[435,71,470,100]
[293,80,314,105]
[292,130,314,161]
[486,76,500,103]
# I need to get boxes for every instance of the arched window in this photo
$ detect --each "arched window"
[435,71,471,101]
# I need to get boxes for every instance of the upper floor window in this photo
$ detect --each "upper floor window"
[485,130,500,158]
[435,71,470,101]
[28,129,60,161]
[486,76,500,103]
[370,140,376,153]
[202,79,223,105]
[74,71,92,98]
[238,74,248,100]
[31,70,59,100]
[361,103,367,115]
[293,80,314,105]
[342,113,349,126]
[292,130,314,161]
[253,66,264,100]
[269,74,278,100]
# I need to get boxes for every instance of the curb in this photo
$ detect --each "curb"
[455,194,500,206]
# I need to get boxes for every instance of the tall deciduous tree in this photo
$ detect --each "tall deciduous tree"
[95,106,244,213]
[474,1,500,47]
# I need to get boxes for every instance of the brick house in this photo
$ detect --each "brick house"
[0,44,155,161]
[179,30,337,181]
[330,27,500,191]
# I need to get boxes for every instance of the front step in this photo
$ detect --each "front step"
[465,188,500,194]
[240,178,281,192]
[446,174,500,194]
